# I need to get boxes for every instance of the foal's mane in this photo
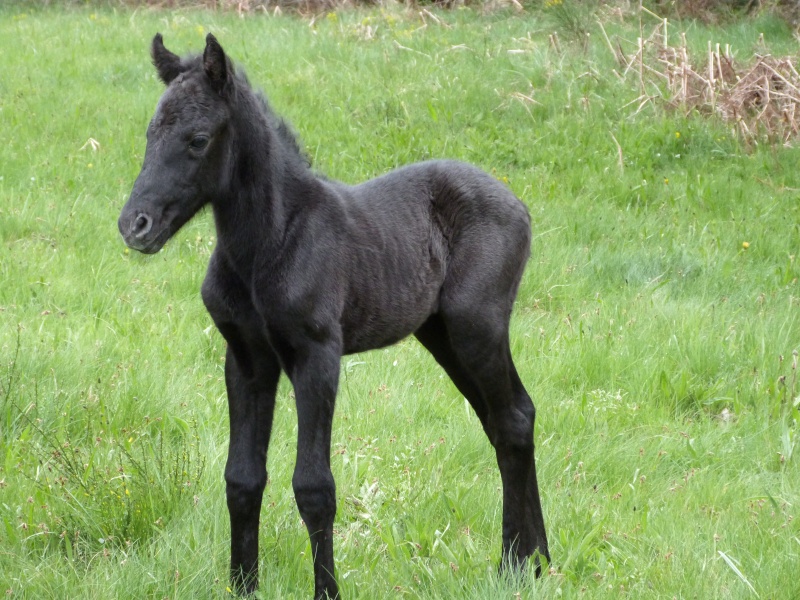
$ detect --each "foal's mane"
[235,67,312,170]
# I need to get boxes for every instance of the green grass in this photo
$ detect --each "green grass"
[1,4,799,599]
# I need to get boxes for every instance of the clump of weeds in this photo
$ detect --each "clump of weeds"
[1,336,205,563]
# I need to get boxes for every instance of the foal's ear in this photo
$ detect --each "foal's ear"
[151,33,183,85]
[203,34,230,96]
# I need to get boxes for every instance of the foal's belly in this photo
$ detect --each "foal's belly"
[341,313,426,355]
[339,259,445,354]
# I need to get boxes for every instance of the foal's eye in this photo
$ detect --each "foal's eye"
[189,135,209,151]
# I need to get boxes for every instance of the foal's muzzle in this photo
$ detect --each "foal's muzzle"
[119,208,167,254]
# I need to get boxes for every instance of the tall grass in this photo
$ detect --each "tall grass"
[1,4,798,598]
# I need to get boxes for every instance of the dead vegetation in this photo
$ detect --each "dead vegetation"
[25,0,482,12]
[603,7,800,146]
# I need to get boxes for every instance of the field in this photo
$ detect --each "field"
[1,3,799,598]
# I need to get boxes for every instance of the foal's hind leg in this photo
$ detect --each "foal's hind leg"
[506,353,549,568]
[414,314,489,434]
[427,310,550,574]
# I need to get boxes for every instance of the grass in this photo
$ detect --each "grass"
[1,3,799,598]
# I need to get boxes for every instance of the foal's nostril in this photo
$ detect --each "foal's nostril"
[132,213,153,238]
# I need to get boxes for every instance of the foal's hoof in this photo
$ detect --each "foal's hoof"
[230,572,258,597]
[530,547,551,577]
[498,547,551,580]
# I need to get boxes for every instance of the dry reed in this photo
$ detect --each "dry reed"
[604,9,800,146]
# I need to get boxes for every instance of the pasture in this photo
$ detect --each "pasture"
[1,4,799,598]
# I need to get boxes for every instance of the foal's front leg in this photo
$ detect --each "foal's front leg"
[288,339,341,600]
[223,342,281,595]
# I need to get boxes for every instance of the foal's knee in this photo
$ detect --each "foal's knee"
[225,469,267,516]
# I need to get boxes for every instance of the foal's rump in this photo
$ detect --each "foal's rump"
[423,160,532,319]
[336,160,531,352]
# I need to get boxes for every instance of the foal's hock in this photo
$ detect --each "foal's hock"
[119,33,549,599]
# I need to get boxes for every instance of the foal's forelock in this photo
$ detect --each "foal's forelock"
[152,75,219,130]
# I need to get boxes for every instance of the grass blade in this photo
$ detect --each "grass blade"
[718,551,759,598]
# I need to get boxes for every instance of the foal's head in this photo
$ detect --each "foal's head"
[119,34,235,254]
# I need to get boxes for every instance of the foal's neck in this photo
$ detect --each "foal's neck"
[211,93,315,280]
